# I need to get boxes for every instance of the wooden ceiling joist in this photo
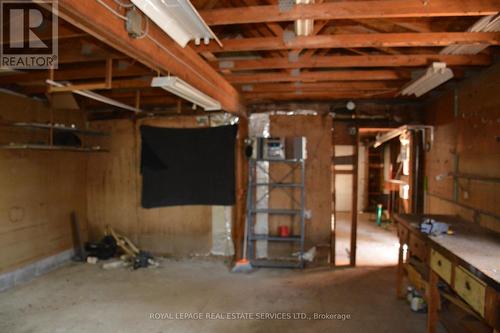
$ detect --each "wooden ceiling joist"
[243,91,398,101]
[218,54,491,71]
[194,32,500,53]
[226,70,411,84]
[200,0,500,25]
[236,81,402,93]
[46,0,243,114]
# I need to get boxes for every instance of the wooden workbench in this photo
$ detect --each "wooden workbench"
[394,214,500,333]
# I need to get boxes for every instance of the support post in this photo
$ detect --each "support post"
[427,270,440,333]
[396,240,405,298]
[234,116,249,260]
[330,131,336,267]
[349,130,359,267]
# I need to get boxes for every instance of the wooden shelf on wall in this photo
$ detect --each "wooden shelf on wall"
[0,143,108,153]
[6,122,110,137]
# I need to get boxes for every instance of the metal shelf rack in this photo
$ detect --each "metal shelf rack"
[246,158,306,269]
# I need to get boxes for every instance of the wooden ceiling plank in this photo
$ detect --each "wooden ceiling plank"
[200,0,500,25]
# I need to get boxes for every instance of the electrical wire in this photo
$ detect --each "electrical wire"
[95,0,127,20]
[113,0,134,8]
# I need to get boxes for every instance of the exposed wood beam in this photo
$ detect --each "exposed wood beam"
[237,81,402,92]
[48,0,243,114]
[217,54,491,71]
[226,70,411,84]
[248,101,421,113]
[243,91,399,101]
[200,0,500,25]
[194,32,500,53]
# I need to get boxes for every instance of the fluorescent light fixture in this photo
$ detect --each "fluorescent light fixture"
[374,125,434,148]
[130,0,222,47]
[0,67,17,75]
[441,14,500,55]
[400,62,454,98]
[46,80,141,113]
[151,76,221,111]
[294,0,314,36]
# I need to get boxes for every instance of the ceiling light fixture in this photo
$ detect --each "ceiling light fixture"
[151,76,221,111]
[400,62,454,98]
[130,0,222,47]
[374,125,434,149]
[441,14,500,55]
[46,80,141,113]
[294,0,314,36]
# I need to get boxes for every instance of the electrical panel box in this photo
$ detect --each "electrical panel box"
[251,137,306,160]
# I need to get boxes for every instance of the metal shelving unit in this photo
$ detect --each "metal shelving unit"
[246,158,306,269]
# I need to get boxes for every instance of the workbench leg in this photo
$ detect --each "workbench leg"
[427,270,439,333]
[396,242,405,299]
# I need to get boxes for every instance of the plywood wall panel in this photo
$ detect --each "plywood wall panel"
[269,115,333,245]
[86,120,139,242]
[424,64,500,233]
[87,116,213,256]
[0,93,88,274]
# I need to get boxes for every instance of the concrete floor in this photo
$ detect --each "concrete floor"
[0,213,426,333]
[335,212,399,266]
[0,258,427,333]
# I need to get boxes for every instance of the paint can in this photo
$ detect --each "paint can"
[410,295,426,312]
[278,225,290,237]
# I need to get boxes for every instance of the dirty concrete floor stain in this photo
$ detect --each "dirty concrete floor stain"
[0,259,426,333]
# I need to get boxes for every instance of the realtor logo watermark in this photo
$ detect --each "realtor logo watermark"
[1,0,58,69]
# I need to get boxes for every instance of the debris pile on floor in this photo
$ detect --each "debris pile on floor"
[83,226,159,270]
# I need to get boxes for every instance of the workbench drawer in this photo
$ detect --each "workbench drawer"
[430,249,452,284]
[454,266,486,317]
[409,234,427,262]
[397,225,409,243]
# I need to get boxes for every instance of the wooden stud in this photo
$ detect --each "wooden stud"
[105,58,113,89]
[234,117,249,260]
[330,138,336,267]
[350,131,359,267]
[135,90,141,110]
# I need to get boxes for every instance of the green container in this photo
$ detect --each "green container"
[376,204,383,226]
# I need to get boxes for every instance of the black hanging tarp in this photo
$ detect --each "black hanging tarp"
[140,125,238,208]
